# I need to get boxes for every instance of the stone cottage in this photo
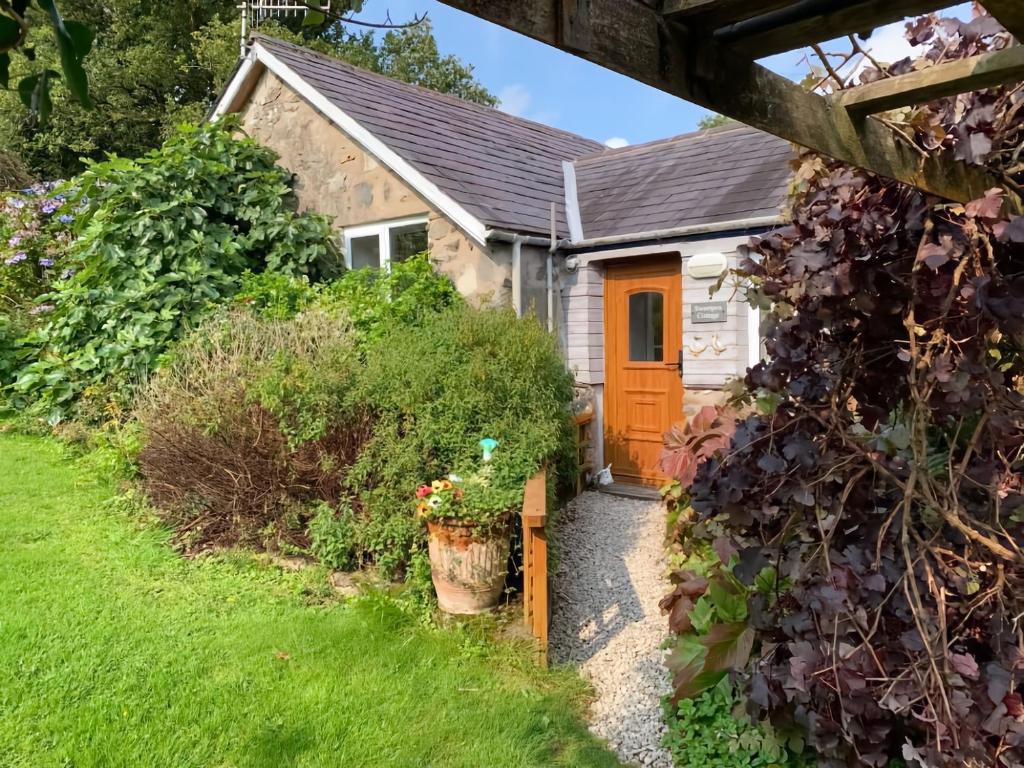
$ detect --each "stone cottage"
[214,34,793,488]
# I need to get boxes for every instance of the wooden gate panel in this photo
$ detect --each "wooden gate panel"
[521,467,548,664]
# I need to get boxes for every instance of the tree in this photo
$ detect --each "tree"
[0,0,93,123]
[0,0,239,177]
[1,3,495,178]
[697,113,733,130]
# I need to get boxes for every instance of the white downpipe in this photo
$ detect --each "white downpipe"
[511,235,523,317]
[547,203,556,333]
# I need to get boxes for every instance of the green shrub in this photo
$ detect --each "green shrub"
[11,117,335,420]
[0,312,25,388]
[307,502,358,571]
[136,308,366,551]
[358,304,575,501]
[663,679,808,768]
[0,182,76,310]
[234,270,319,321]
[233,253,461,335]
[136,297,574,580]
[320,252,462,344]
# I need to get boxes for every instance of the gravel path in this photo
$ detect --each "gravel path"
[550,491,673,768]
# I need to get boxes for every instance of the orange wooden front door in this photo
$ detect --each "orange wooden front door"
[604,257,684,486]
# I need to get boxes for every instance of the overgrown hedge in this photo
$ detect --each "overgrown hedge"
[137,263,575,578]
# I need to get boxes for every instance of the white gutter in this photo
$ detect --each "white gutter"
[485,229,565,247]
[565,215,782,249]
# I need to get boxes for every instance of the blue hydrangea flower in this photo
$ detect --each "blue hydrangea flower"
[8,198,25,209]
[41,199,60,214]
[7,235,21,247]
[58,214,74,224]
[39,257,54,268]
[5,251,27,265]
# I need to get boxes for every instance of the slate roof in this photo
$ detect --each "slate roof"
[245,35,792,242]
[252,34,602,238]
[572,125,793,240]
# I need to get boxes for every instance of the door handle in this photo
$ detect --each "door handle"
[663,350,684,376]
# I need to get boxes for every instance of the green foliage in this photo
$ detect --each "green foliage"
[0,312,25,387]
[307,501,358,570]
[357,304,576,509]
[138,292,574,580]
[663,679,807,768]
[697,113,734,131]
[0,0,237,177]
[0,181,75,310]
[0,0,94,127]
[372,21,497,107]
[320,252,462,343]
[234,253,463,337]
[234,270,318,320]
[136,308,363,551]
[3,3,495,179]
[12,118,334,420]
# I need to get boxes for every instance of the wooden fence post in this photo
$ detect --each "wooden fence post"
[521,467,549,665]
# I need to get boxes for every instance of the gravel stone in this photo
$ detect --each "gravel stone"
[550,491,673,768]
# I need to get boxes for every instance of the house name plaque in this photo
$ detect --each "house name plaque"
[690,301,728,324]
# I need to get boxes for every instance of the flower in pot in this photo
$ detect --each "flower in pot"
[416,444,517,615]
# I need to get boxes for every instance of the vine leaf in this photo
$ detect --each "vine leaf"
[35,0,92,109]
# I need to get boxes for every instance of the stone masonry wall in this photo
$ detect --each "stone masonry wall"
[236,69,511,306]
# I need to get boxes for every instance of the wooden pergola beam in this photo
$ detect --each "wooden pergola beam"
[713,0,942,59]
[662,0,791,25]
[436,0,1020,211]
[983,0,1024,43]
[836,44,1024,114]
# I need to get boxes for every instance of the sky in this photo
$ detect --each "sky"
[351,1,971,148]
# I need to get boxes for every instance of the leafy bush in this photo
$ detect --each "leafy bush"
[319,252,462,343]
[357,305,576,499]
[137,297,574,579]
[234,252,462,332]
[136,309,367,551]
[0,312,24,388]
[234,270,319,321]
[0,182,76,309]
[663,679,807,768]
[665,14,1024,768]
[11,117,335,420]
[307,502,358,571]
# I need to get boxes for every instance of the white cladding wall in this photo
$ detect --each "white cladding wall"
[560,234,758,393]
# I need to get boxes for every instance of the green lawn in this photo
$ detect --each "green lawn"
[0,432,619,768]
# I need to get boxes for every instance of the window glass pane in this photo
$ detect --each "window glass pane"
[350,234,380,270]
[628,292,664,362]
[389,222,428,263]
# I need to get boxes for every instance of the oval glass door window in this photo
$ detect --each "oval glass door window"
[628,291,664,361]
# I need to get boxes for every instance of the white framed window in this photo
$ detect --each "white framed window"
[342,216,429,270]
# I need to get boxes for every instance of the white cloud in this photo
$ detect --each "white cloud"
[861,23,917,66]
[604,137,630,149]
[498,84,531,117]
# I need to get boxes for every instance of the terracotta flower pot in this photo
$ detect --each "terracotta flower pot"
[426,517,510,615]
